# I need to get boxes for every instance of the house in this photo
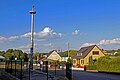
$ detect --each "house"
[72,45,105,67]
[0,56,5,61]
[105,51,117,55]
[47,50,62,61]
[61,57,70,62]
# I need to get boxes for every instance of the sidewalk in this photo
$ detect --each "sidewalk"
[86,70,98,73]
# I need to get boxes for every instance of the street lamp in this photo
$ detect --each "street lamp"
[29,6,36,70]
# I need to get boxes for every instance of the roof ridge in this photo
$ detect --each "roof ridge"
[81,45,96,48]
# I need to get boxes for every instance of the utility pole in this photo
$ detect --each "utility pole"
[29,6,36,70]
[68,42,70,58]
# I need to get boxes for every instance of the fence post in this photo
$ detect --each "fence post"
[55,62,56,75]
[8,60,10,73]
[40,61,43,71]
[11,60,12,74]
[5,61,6,71]
[15,60,16,77]
[66,62,72,80]
[6,60,8,72]
[45,61,48,80]
[29,64,30,80]
[21,60,22,80]
[42,61,48,80]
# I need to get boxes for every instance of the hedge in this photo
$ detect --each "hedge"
[86,64,97,70]
[96,56,120,73]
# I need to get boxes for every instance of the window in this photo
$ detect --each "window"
[73,60,76,64]
[81,60,84,64]
[93,59,97,63]
[77,53,83,56]
[93,51,99,55]
[80,53,82,56]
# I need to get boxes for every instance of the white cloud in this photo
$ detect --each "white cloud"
[0,36,7,41]
[35,27,62,39]
[1,27,62,42]
[43,43,54,47]
[81,43,96,47]
[8,36,19,41]
[35,39,46,42]
[81,38,120,49]
[72,30,80,35]
[99,38,120,45]
[0,36,19,42]
[21,27,62,41]
[21,32,31,38]
[17,45,30,53]
[19,45,30,49]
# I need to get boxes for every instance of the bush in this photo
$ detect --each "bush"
[33,60,37,64]
[96,56,120,73]
[86,64,97,70]
[59,61,66,66]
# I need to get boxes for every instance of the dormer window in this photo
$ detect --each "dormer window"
[80,53,82,56]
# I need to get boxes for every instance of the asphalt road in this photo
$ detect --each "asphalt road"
[33,65,120,80]
[73,70,120,80]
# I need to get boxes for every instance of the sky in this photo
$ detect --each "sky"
[0,0,120,53]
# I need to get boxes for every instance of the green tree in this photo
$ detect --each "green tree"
[89,56,93,65]
[4,52,12,60]
[67,58,73,63]
[6,49,14,53]
[59,51,68,57]
[59,50,77,57]
[0,51,5,56]
[69,50,77,57]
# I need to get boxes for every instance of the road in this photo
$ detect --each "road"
[53,69,120,80]
[33,65,120,80]
[73,70,120,80]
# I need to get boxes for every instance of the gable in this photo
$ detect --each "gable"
[47,51,61,61]
[84,46,105,60]
[73,45,105,59]
[92,46,104,53]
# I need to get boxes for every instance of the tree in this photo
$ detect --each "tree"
[89,56,93,65]
[67,58,73,63]
[59,51,68,57]
[59,50,77,57]
[4,52,12,60]
[6,49,14,53]
[0,51,5,56]
[33,52,42,64]
[13,50,23,60]
[69,50,77,57]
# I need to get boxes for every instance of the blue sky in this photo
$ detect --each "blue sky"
[0,0,120,52]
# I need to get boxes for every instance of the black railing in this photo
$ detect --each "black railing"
[5,60,25,80]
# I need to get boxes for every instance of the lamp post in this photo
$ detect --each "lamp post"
[29,6,36,70]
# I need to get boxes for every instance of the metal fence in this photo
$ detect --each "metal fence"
[5,60,26,80]
[3,60,67,80]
